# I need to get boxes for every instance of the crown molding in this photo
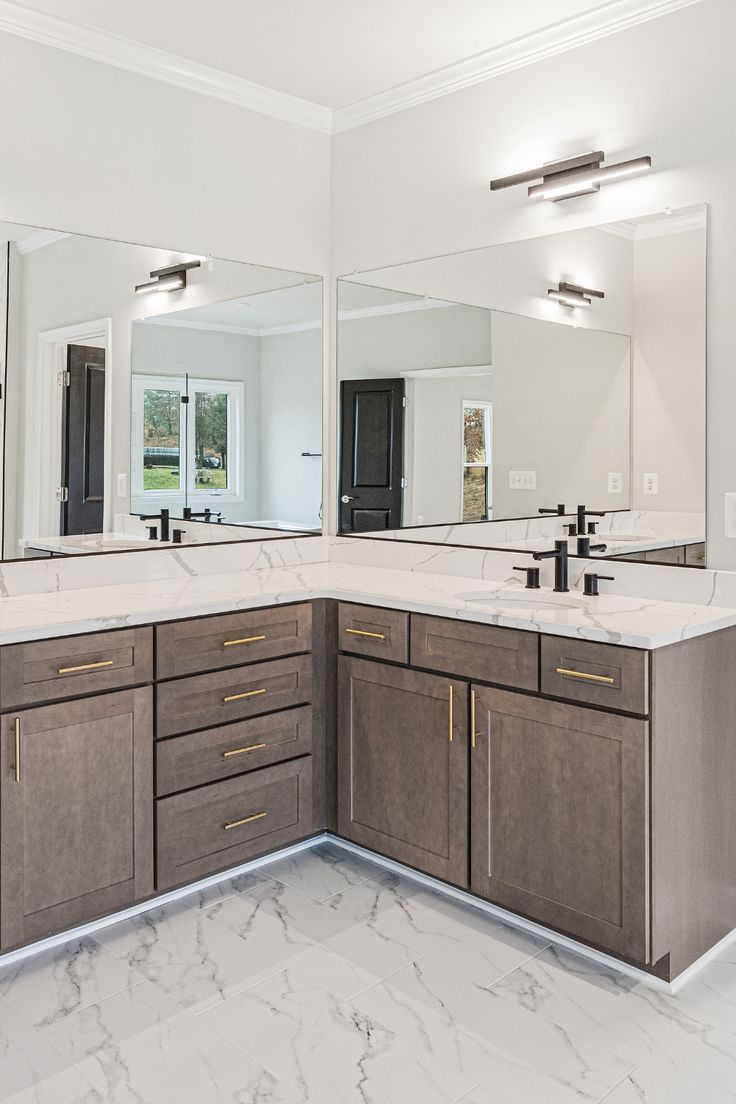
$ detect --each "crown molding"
[331,0,704,132]
[0,0,702,134]
[598,208,706,240]
[401,364,492,379]
[0,0,331,133]
[14,228,69,254]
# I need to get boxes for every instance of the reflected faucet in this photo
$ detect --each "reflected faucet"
[576,504,606,537]
[539,504,567,516]
[532,539,569,593]
[576,536,608,557]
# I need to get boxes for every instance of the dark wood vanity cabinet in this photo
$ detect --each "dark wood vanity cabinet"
[0,688,154,950]
[470,686,650,962]
[337,656,469,885]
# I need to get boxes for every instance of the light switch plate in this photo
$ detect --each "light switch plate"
[643,473,659,495]
[117,473,127,497]
[608,472,623,494]
[725,494,736,538]
[509,470,537,490]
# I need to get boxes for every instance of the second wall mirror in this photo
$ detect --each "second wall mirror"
[337,205,706,567]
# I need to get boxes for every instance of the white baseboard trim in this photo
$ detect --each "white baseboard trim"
[1,829,731,994]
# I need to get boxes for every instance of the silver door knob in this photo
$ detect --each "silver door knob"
[341,495,355,503]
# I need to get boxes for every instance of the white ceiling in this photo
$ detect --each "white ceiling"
[1,0,702,125]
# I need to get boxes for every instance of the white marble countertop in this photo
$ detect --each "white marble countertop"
[0,559,734,649]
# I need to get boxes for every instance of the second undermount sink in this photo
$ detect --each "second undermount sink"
[456,589,586,611]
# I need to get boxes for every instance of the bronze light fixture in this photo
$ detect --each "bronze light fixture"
[135,259,201,295]
[490,151,652,201]
[547,281,605,308]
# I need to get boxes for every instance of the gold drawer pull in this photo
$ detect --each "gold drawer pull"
[13,718,20,783]
[223,743,266,759]
[224,811,267,831]
[223,688,267,703]
[57,659,115,675]
[556,667,615,685]
[223,635,266,648]
[345,628,386,640]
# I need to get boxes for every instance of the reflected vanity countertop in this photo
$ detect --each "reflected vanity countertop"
[19,533,178,555]
[0,558,734,650]
[499,531,705,556]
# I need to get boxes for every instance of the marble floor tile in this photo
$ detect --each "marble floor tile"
[94,896,282,1013]
[186,868,273,911]
[0,996,102,1104]
[350,956,635,1104]
[324,872,549,987]
[41,981,302,1104]
[0,936,142,1029]
[202,966,475,1104]
[204,875,353,964]
[676,941,736,1026]
[454,1087,515,1104]
[492,945,736,1103]
[263,841,385,901]
[285,924,419,999]
[599,1067,713,1104]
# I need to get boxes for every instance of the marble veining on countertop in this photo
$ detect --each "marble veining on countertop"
[0,559,734,649]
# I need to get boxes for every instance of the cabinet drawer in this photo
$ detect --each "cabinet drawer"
[156,706,312,795]
[157,757,313,890]
[541,637,649,715]
[156,603,312,679]
[338,603,408,663]
[411,615,538,690]
[156,655,312,738]
[0,628,153,710]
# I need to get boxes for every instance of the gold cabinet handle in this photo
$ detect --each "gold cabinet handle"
[470,689,479,750]
[224,811,267,831]
[223,635,266,648]
[223,688,267,704]
[57,659,115,675]
[13,718,20,783]
[448,683,454,742]
[345,628,386,640]
[222,743,266,759]
[556,667,615,685]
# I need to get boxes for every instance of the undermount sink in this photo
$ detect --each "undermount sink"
[456,589,586,611]
[83,534,158,549]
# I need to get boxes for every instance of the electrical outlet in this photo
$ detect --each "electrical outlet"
[608,472,623,494]
[643,473,659,495]
[117,473,127,497]
[509,470,537,490]
[416,515,424,525]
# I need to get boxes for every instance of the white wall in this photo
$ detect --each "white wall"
[131,323,261,522]
[330,0,732,565]
[632,228,706,512]
[259,327,323,526]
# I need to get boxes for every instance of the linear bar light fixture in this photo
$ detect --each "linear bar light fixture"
[548,281,605,308]
[490,151,651,202]
[135,259,201,295]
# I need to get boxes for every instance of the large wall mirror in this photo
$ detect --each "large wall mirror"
[337,206,706,567]
[0,222,323,559]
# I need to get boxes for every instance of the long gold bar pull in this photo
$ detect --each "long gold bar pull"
[222,743,267,759]
[345,628,386,640]
[555,667,615,685]
[223,688,267,704]
[57,659,115,675]
[13,718,20,783]
[472,688,478,750]
[448,684,454,742]
[222,635,266,648]
[224,811,267,831]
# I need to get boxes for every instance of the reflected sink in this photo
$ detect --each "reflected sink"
[456,589,586,611]
[83,535,159,549]
[603,532,658,542]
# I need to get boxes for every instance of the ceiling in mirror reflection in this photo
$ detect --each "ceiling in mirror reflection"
[337,206,706,568]
[0,222,323,561]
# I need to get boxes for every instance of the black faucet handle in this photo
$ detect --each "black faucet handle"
[587,521,599,535]
[513,565,541,589]
[564,522,578,537]
[583,573,615,597]
[147,526,158,541]
[171,529,185,544]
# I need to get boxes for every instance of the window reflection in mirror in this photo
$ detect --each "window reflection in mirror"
[0,221,323,560]
[337,205,706,567]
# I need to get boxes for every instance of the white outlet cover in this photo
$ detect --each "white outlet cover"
[608,472,622,494]
[643,473,659,495]
[117,473,127,497]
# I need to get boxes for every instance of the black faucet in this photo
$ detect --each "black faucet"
[576,505,606,537]
[532,539,569,593]
[539,504,567,516]
[182,507,222,522]
[576,536,608,557]
[139,508,170,542]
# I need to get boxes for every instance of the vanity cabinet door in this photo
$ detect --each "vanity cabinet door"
[0,688,153,951]
[470,686,649,962]
[337,657,468,886]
